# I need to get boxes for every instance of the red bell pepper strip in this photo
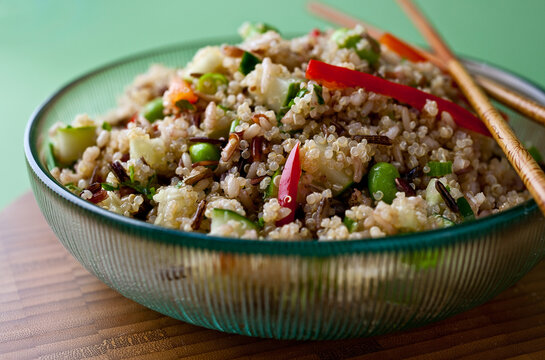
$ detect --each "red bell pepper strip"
[379,33,428,63]
[276,142,301,226]
[305,60,491,137]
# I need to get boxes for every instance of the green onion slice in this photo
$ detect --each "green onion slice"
[427,161,452,177]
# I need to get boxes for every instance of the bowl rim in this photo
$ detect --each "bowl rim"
[24,36,545,256]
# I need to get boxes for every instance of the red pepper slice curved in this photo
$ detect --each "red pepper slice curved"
[305,60,491,137]
[276,142,301,226]
[379,33,428,63]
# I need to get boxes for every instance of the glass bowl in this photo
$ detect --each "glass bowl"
[24,37,545,340]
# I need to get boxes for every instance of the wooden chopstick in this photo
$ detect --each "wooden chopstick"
[307,1,545,128]
[396,0,545,216]
[475,74,545,127]
[307,1,383,39]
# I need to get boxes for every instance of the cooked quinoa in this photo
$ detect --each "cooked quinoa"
[47,24,530,240]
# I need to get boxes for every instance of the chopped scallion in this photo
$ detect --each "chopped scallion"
[314,84,324,105]
[239,51,261,75]
[197,73,228,94]
[102,122,112,131]
[101,183,119,191]
[427,161,452,177]
[65,183,82,193]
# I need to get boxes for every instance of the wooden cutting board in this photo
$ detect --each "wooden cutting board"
[2,192,545,360]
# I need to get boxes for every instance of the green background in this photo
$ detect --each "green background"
[2,0,544,210]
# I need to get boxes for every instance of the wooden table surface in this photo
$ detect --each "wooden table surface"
[2,193,545,360]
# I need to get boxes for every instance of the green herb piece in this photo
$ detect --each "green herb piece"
[343,217,357,232]
[239,51,261,75]
[142,97,165,123]
[218,104,230,112]
[427,161,453,177]
[456,196,475,221]
[129,165,135,183]
[175,99,195,111]
[257,217,265,228]
[101,183,119,191]
[102,173,157,200]
[314,85,324,105]
[197,73,228,94]
[102,122,112,131]
[65,183,82,193]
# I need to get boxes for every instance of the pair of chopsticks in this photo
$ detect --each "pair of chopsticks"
[308,1,545,216]
[308,2,545,128]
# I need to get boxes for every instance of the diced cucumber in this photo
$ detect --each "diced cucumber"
[206,114,233,140]
[210,208,258,236]
[425,179,443,205]
[319,162,353,196]
[184,46,224,76]
[264,169,281,199]
[129,134,167,169]
[434,214,456,228]
[313,143,353,196]
[51,126,96,165]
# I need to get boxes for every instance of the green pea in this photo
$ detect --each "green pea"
[368,162,400,204]
[197,73,228,94]
[189,143,221,163]
[142,97,164,123]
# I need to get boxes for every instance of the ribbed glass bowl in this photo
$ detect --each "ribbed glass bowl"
[24,37,545,340]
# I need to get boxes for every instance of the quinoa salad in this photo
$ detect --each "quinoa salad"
[45,23,531,240]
